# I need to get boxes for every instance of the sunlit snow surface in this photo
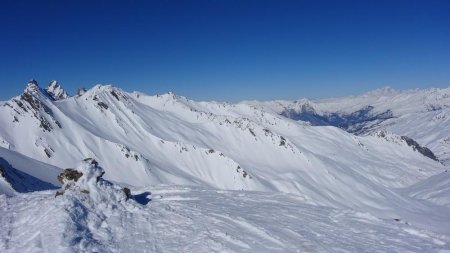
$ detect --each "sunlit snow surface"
[1,83,450,252]
[1,186,449,253]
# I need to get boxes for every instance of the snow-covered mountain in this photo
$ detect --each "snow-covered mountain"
[244,86,450,165]
[1,81,449,252]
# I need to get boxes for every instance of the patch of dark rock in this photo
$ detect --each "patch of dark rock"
[39,116,53,132]
[44,148,52,158]
[20,92,41,111]
[57,169,83,184]
[123,187,131,199]
[0,164,5,178]
[279,136,286,146]
[111,90,120,101]
[14,99,27,112]
[401,136,438,161]
[97,102,108,110]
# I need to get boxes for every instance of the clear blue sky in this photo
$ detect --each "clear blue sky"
[1,0,449,101]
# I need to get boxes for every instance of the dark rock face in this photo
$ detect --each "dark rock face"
[111,90,120,101]
[10,81,63,131]
[401,136,438,161]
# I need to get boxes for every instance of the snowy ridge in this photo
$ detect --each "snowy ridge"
[244,86,450,164]
[0,81,450,251]
[0,82,444,209]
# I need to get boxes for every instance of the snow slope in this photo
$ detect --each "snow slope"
[0,147,60,195]
[244,86,450,164]
[1,185,449,253]
[0,81,444,215]
[0,81,450,252]
[402,170,450,207]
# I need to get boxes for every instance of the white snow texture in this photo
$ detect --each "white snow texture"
[0,81,449,252]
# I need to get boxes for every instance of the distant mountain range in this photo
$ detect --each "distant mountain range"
[246,86,450,165]
[0,80,449,252]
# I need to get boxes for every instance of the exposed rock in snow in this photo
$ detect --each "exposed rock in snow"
[0,81,445,214]
[24,79,40,94]
[0,82,450,252]
[55,158,131,204]
[46,81,69,100]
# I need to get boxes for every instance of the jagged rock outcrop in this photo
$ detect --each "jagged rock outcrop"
[46,81,69,100]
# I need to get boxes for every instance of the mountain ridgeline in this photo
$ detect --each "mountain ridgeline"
[246,86,450,165]
[1,81,450,251]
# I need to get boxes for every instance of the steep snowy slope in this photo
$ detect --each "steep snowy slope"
[0,81,445,216]
[244,86,450,164]
[0,147,60,195]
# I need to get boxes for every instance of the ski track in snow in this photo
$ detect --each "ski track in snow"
[1,186,449,253]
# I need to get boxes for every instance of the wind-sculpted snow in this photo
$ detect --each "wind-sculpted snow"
[0,185,449,252]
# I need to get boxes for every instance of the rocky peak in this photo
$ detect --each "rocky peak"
[46,81,69,100]
[24,79,40,94]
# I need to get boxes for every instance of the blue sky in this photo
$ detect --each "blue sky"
[0,0,449,101]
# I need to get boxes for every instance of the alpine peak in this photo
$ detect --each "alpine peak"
[46,80,69,100]
[24,79,40,93]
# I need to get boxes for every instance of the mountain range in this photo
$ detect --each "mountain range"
[0,80,449,252]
